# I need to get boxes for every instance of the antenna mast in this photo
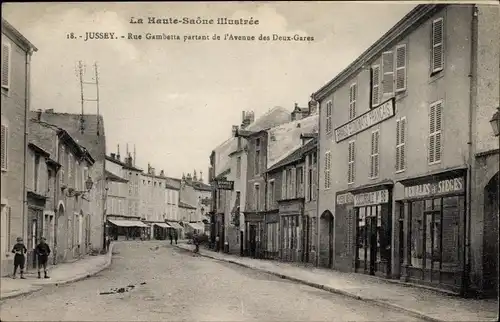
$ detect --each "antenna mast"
[77,61,102,136]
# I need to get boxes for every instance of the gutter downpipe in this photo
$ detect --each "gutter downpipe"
[465,4,478,298]
[23,49,33,252]
[315,95,322,268]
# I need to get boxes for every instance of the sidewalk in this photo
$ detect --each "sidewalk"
[175,243,498,322]
[0,243,114,301]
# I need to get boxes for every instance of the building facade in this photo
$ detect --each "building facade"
[165,177,181,222]
[1,19,37,276]
[315,4,499,296]
[105,153,129,219]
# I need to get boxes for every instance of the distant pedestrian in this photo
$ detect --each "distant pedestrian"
[173,230,178,244]
[35,237,51,279]
[106,235,111,252]
[193,232,200,254]
[215,235,220,252]
[169,232,173,244]
[11,237,27,279]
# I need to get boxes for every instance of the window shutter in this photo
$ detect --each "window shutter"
[348,144,352,183]
[351,142,356,181]
[400,118,406,170]
[396,120,401,171]
[429,104,436,163]
[371,65,380,107]
[1,124,7,170]
[382,52,394,94]
[281,169,287,199]
[370,132,375,178]
[312,166,317,200]
[435,102,442,161]
[291,167,296,198]
[349,84,357,120]
[396,44,407,92]
[1,43,10,89]
[60,169,65,186]
[374,132,380,177]
[432,18,444,73]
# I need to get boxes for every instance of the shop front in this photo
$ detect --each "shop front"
[264,211,279,259]
[278,199,304,262]
[334,190,355,272]
[352,183,393,278]
[399,169,467,294]
[244,212,264,258]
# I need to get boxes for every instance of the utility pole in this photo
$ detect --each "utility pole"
[76,61,101,136]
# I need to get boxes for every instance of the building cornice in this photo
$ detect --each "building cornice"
[313,4,445,101]
[2,18,38,52]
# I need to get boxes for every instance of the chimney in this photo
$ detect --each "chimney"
[151,167,156,176]
[160,170,164,177]
[36,109,42,121]
[232,125,239,137]
[193,170,197,181]
[309,95,318,114]
[133,145,136,166]
[241,110,254,129]
[200,171,203,182]
[46,108,54,113]
[110,153,116,159]
[117,144,120,161]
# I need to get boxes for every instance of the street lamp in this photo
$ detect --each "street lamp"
[489,107,500,137]
[85,176,94,192]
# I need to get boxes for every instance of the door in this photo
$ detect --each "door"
[328,216,334,268]
[249,225,257,257]
[240,231,244,256]
[31,219,38,268]
[303,216,310,263]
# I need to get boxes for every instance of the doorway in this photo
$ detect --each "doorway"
[319,210,334,268]
[483,172,499,297]
[356,205,381,275]
[249,224,257,257]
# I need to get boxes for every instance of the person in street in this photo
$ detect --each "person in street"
[106,235,111,252]
[11,237,27,279]
[173,230,178,244]
[35,237,51,279]
[169,232,173,245]
[215,235,220,252]
[193,232,200,254]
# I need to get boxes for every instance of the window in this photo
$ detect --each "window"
[371,65,381,107]
[281,169,287,199]
[34,155,40,191]
[308,166,313,202]
[68,153,73,186]
[382,52,394,95]
[289,167,296,199]
[296,167,304,197]
[1,42,11,90]
[429,101,442,164]
[431,17,444,74]
[348,141,356,184]
[1,206,11,254]
[325,100,333,133]
[268,180,275,205]
[349,84,357,120]
[254,184,260,211]
[396,117,407,172]
[1,124,7,171]
[255,138,261,175]
[395,44,407,92]
[324,151,331,189]
[370,130,380,178]
[236,156,241,179]
[59,169,65,186]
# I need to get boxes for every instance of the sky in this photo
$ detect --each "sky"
[2,1,415,180]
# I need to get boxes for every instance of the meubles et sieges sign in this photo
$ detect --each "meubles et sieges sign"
[335,98,395,143]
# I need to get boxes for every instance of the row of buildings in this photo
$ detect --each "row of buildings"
[0,18,209,277]
[208,4,499,298]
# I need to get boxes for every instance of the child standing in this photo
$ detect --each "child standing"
[35,237,51,279]
[11,237,27,279]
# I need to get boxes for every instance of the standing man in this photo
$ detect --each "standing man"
[173,230,178,244]
[35,237,51,279]
[193,232,200,254]
[169,231,173,245]
[11,237,27,279]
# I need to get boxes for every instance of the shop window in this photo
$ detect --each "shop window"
[410,200,424,268]
[357,207,367,267]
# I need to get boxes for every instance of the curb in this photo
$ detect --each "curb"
[175,244,442,322]
[0,243,114,301]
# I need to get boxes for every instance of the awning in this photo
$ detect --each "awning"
[187,222,205,231]
[153,222,171,228]
[167,222,183,230]
[108,219,149,228]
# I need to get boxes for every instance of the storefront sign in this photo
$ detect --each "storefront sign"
[354,190,389,207]
[336,192,354,205]
[334,98,395,143]
[404,177,464,199]
[215,180,234,190]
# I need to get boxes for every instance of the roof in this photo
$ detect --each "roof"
[165,177,181,190]
[105,155,143,172]
[300,133,318,139]
[105,170,128,183]
[313,4,439,101]
[245,106,291,132]
[213,137,238,177]
[28,142,50,158]
[30,110,106,162]
[267,114,319,170]
[187,180,212,191]
[267,138,318,173]
[1,19,38,52]
[179,201,197,210]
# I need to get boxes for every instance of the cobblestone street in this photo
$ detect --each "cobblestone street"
[0,241,425,321]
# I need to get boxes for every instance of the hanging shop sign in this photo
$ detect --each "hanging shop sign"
[334,98,395,143]
[354,189,389,207]
[404,177,464,199]
[336,192,354,205]
[215,180,234,190]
